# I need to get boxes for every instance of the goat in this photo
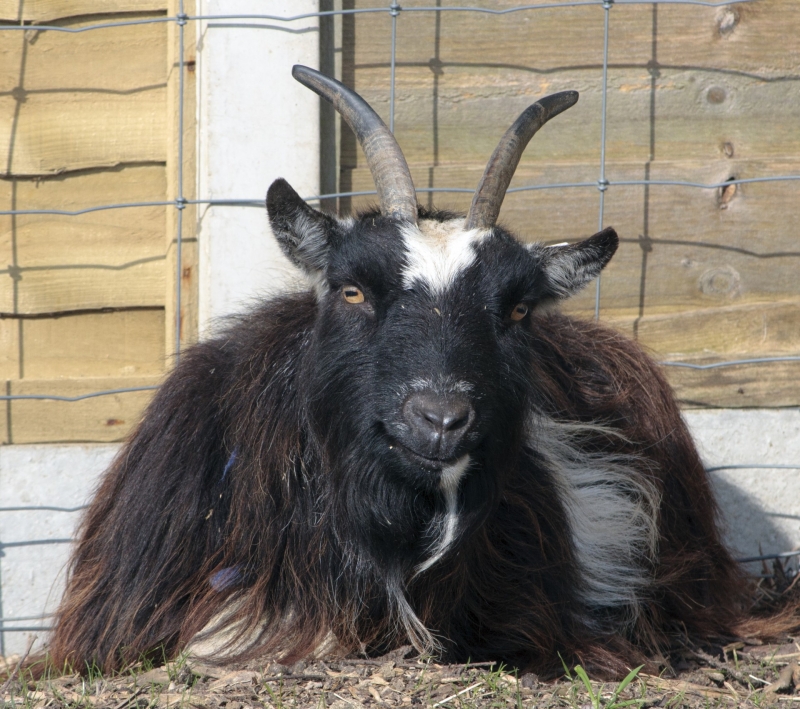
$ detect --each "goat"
[47,66,776,677]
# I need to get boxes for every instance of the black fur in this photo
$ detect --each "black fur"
[48,189,758,678]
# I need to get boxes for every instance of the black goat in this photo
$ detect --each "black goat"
[49,66,779,677]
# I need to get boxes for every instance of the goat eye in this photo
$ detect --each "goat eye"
[342,286,365,304]
[510,303,529,322]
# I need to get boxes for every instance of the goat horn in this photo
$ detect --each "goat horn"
[465,91,579,231]
[292,65,418,223]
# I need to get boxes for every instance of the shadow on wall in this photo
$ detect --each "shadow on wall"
[712,472,798,577]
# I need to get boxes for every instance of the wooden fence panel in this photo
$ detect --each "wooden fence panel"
[1,1,165,22]
[0,5,173,441]
[7,375,161,443]
[18,309,165,379]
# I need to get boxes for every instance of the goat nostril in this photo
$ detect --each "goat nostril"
[441,408,470,432]
[404,391,474,443]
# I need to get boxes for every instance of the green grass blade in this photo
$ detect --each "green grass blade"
[611,665,644,700]
[573,665,600,708]
[557,652,573,680]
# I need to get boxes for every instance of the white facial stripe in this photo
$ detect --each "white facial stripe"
[414,455,470,577]
[400,220,491,294]
[439,454,470,496]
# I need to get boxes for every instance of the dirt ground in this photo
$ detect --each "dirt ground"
[4,567,800,708]
[5,638,800,709]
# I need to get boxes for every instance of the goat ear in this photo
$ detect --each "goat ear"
[267,178,335,275]
[537,227,619,299]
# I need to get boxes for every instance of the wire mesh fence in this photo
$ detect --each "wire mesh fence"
[1,0,798,646]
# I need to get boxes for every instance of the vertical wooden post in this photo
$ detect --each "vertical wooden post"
[166,0,198,360]
[195,1,320,333]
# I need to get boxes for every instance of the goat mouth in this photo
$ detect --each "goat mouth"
[392,442,459,471]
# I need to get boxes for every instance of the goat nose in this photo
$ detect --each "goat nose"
[403,391,474,457]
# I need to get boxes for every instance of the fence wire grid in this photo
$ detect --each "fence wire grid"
[1,0,799,647]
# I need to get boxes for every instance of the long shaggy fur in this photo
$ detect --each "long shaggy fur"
[33,64,798,679]
[48,297,760,677]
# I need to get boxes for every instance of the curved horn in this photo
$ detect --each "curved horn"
[292,65,418,223]
[465,91,579,231]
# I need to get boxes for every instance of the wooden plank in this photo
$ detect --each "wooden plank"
[11,269,164,314]
[386,0,800,77]
[0,91,165,176]
[0,1,165,22]
[0,319,19,381]
[0,387,8,444]
[345,65,800,167]
[0,17,166,93]
[1,13,167,176]
[619,1,800,76]
[341,0,800,169]
[165,0,198,355]
[8,219,165,312]
[0,310,165,381]
[569,159,800,317]
[20,309,165,379]
[605,301,800,360]
[0,166,166,314]
[667,360,800,409]
[8,374,160,443]
[0,163,166,211]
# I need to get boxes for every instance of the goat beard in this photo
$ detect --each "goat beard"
[313,407,524,568]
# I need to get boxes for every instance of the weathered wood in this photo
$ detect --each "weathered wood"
[0,319,18,381]
[0,18,166,93]
[19,309,165,379]
[13,256,164,312]
[0,91,165,176]
[0,166,166,314]
[165,0,198,356]
[344,67,800,168]
[356,0,799,76]
[0,6,177,442]
[605,301,800,360]
[666,360,800,409]
[0,1,165,22]
[8,374,160,443]
[342,0,800,169]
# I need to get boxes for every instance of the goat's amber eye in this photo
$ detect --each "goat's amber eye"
[510,303,529,321]
[342,286,365,304]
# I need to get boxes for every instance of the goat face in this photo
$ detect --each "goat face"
[268,178,618,565]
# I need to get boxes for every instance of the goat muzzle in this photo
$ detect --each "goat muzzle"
[400,390,476,463]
